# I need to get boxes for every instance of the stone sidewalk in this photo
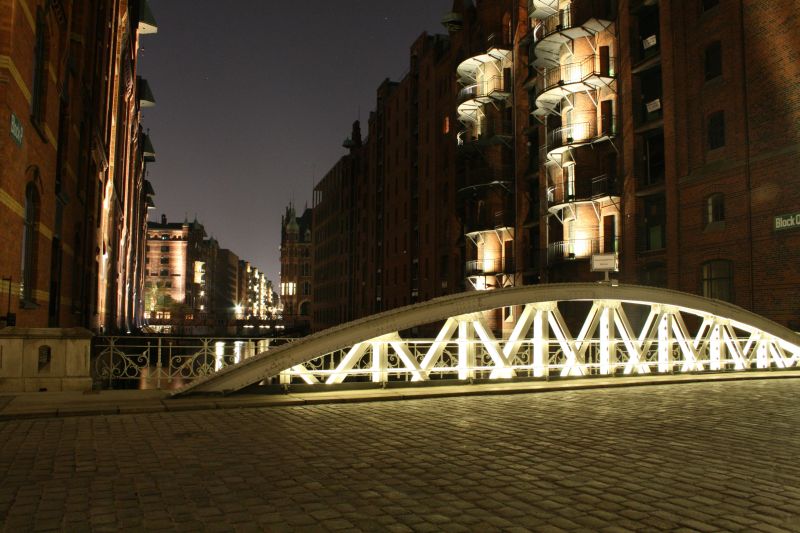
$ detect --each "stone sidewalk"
[0,376,799,531]
[0,370,798,420]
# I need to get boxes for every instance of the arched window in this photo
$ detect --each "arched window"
[299,301,310,316]
[21,182,41,304]
[701,260,732,302]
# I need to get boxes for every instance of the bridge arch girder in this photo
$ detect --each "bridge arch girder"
[174,284,800,396]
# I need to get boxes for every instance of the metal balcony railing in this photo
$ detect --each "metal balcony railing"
[538,0,613,41]
[591,174,616,198]
[457,76,509,105]
[465,258,514,276]
[549,175,617,206]
[464,209,515,234]
[542,55,616,94]
[458,120,514,146]
[541,6,573,38]
[460,166,514,192]
[547,116,617,152]
[547,238,600,263]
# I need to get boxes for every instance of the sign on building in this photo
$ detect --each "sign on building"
[774,213,800,232]
[591,253,618,272]
[10,113,23,146]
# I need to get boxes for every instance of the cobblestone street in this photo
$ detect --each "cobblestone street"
[1,379,799,532]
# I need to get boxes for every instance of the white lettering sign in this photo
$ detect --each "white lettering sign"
[10,113,23,146]
[645,99,661,113]
[643,35,658,50]
[591,253,618,272]
[774,213,800,232]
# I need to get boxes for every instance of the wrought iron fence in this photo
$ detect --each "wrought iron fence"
[92,336,296,390]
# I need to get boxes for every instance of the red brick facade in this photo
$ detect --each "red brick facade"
[304,0,799,331]
[0,0,157,332]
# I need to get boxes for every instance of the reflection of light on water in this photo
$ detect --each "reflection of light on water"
[215,342,225,371]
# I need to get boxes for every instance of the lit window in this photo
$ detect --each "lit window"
[443,116,450,134]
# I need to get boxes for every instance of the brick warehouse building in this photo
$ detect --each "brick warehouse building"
[303,0,799,333]
[0,0,157,332]
[280,203,312,334]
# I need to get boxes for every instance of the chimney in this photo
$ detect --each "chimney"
[161,213,167,224]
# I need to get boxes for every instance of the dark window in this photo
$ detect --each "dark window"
[704,41,722,80]
[642,195,666,251]
[702,260,732,301]
[21,182,40,304]
[705,193,725,224]
[707,111,725,150]
[702,0,719,11]
[159,257,169,264]
[643,131,665,185]
[159,269,169,276]
[160,245,169,252]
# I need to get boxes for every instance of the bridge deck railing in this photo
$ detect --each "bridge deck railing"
[91,336,296,390]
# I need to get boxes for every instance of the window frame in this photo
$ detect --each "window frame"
[701,259,733,302]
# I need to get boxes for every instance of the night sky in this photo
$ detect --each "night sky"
[138,0,452,285]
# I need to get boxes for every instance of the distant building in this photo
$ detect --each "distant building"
[144,215,214,333]
[311,122,362,331]
[213,248,240,325]
[237,261,275,322]
[280,204,312,334]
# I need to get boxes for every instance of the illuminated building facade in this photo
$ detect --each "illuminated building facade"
[525,0,800,329]
[144,216,211,333]
[0,0,157,332]
[280,204,312,333]
[237,261,275,322]
[301,0,800,331]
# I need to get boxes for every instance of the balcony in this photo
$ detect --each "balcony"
[465,258,515,276]
[464,209,516,236]
[547,238,600,264]
[458,166,514,196]
[532,0,614,69]
[457,76,512,122]
[535,54,616,113]
[457,46,512,83]
[457,120,513,151]
[545,116,616,160]
[547,174,618,210]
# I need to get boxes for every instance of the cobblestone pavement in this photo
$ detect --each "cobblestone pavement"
[1,379,799,532]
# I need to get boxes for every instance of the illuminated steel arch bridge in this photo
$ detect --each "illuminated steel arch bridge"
[174,284,800,396]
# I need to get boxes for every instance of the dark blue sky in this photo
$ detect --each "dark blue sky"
[138,0,452,284]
